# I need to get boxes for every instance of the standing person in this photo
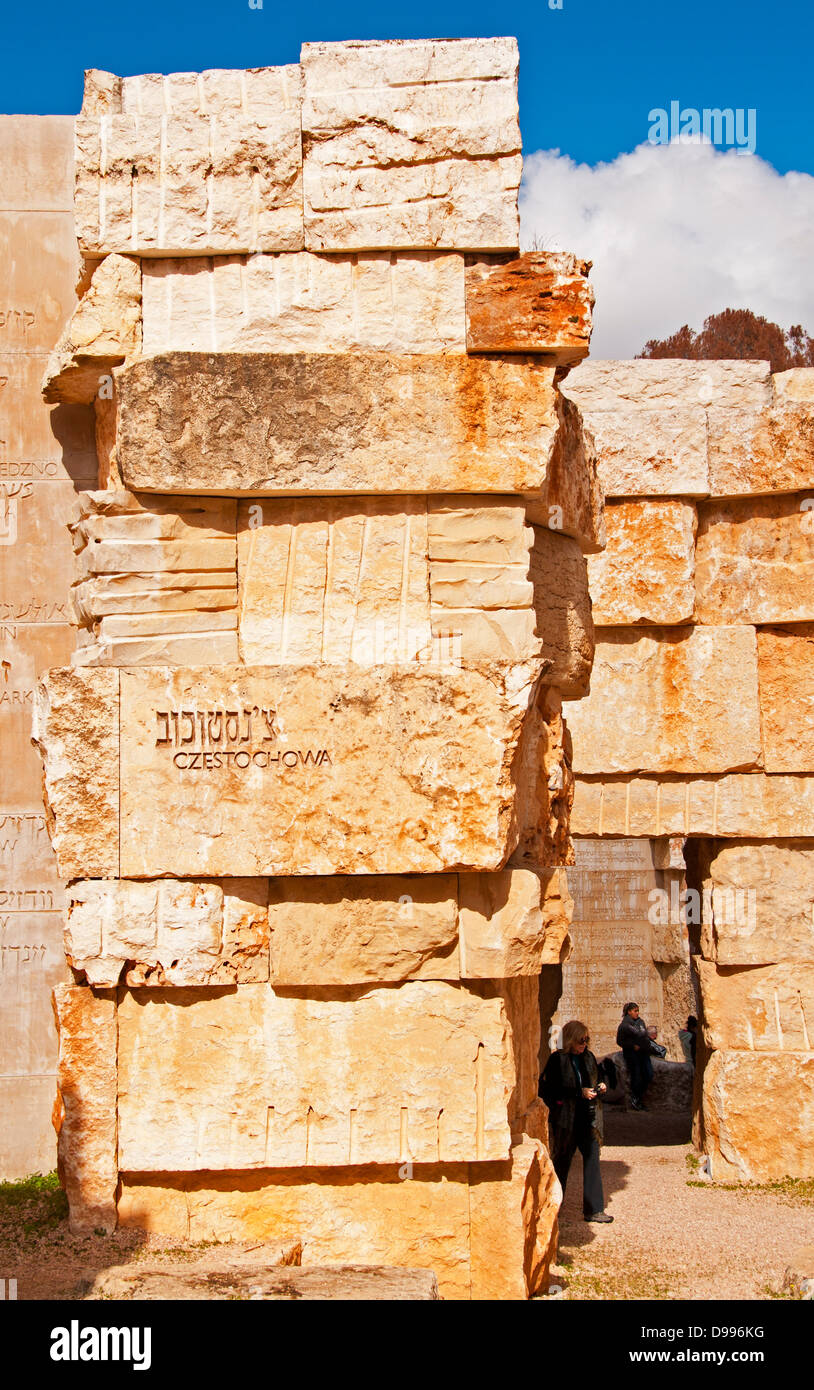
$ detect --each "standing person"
[616,1002,653,1110]
[539,1019,614,1224]
[678,1015,698,1066]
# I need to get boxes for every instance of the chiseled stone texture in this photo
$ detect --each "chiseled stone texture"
[758,627,814,773]
[90,1256,440,1301]
[524,392,606,555]
[42,254,142,405]
[141,252,466,354]
[702,1051,814,1181]
[33,667,119,879]
[116,351,562,499]
[567,626,762,775]
[528,527,594,697]
[300,38,521,252]
[75,67,304,256]
[35,662,549,879]
[587,500,696,626]
[464,252,592,360]
[708,368,814,497]
[458,868,572,978]
[70,491,238,667]
[572,774,814,839]
[700,840,814,965]
[66,878,269,986]
[116,981,517,1168]
[695,495,814,625]
[563,359,773,411]
[53,984,117,1233]
[697,960,814,1052]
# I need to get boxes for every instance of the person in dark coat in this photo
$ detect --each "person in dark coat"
[539,1019,614,1224]
[616,1001,653,1110]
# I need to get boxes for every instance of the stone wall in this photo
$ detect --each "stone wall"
[32,38,602,1298]
[0,117,92,1178]
[563,359,814,1180]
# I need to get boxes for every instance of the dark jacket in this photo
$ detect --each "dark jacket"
[616,1014,650,1056]
[539,1048,604,1155]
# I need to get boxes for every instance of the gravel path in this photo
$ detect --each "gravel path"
[552,1110,814,1300]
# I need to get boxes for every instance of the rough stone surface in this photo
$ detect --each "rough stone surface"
[90,1257,440,1301]
[469,1138,559,1299]
[697,960,814,1052]
[708,376,814,496]
[695,495,814,624]
[612,1052,694,1112]
[567,626,762,775]
[458,868,572,978]
[53,984,117,1233]
[141,252,466,355]
[757,626,814,773]
[701,840,814,964]
[116,351,561,498]
[524,392,606,555]
[572,774,814,839]
[66,878,269,986]
[75,67,304,256]
[702,1050,814,1181]
[529,527,594,697]
[564,359,773,410]
[116,981,517,1168]
[464,252,592,360]
[32,667,119,879]
[42,254,142,404]
[587,500,696,626]
[300,39,521,252]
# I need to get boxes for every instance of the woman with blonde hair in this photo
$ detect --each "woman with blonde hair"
[539,1019,613,1224]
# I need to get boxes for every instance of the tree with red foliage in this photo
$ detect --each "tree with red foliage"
[638,309,814,373]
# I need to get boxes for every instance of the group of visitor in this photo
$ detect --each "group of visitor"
[539,1003,699,1225]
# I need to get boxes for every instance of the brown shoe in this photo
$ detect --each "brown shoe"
[584,1211,614,1223]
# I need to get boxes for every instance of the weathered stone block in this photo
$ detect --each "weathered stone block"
[701,840,814,965]
[53,984,117,1233]
[528,527,594,697]
[116,351,561,499]
[33,667,119,878]
[523,392,606,554]
[702,1050,814,1181]
[42,254,142,404]
[141,251,467,355]
[708,375,814,496]
[757,626,814,773]
[697,959,814,1051]
[695,496,814,624]
[564,359,772,410]
[117,981,517,1168]
[458,868,572,978]
[300,38,521,252]
[567,626,762,775]
[469,1138,559,1299]
[464,252,592,360]
[572,773,814,839]
[587,500,696,626]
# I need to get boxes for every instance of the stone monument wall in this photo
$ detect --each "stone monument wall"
[32,38,603,1298]
[563,359,814,1180]
[0,118,94,1178]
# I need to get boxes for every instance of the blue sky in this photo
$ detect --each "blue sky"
[3,0,813,174]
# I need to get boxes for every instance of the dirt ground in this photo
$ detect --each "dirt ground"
[551,1109,814,1300]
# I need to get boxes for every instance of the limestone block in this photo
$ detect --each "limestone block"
[237,497,432,667]
[73,572,238,621]
[567,626,762,775]
[269,875,459,984]
[702,1050,814,1181]
[695,496,814,624]
[52,984,117,1233]
[458,868,572,978]
[116,981,518,1168]
[774,367,814,402]
[0,211,79,352]
[563,359,773,410]
[577,406,708,498]
[702,841,814,965]
[587,500,696,626]
[523,392,606,554]
[66,878,269,986]
[42,254,142,405]
[116,351,562,499]
[427,498,532,564]
[141,252,467,354]
[697,960,814,1052]
[572,773,814,839]
[469,1138,559,1300]
[708,380,814,497]
[34,662,545,878]
[300,39,521,252]
[0,353,97,483]
[757,627,814,772]
[429,562,533,611]
[528,527,594,698]
[90,1257,439,1301]
[119,1167,473,1299]
[75,68,304,256]
[430,607,538,664]
[510,687,574,870]
[0,114,74,211]
[33,667,119,878]
[464,252,592,361]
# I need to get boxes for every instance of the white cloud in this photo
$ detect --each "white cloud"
[520,142,814,359]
